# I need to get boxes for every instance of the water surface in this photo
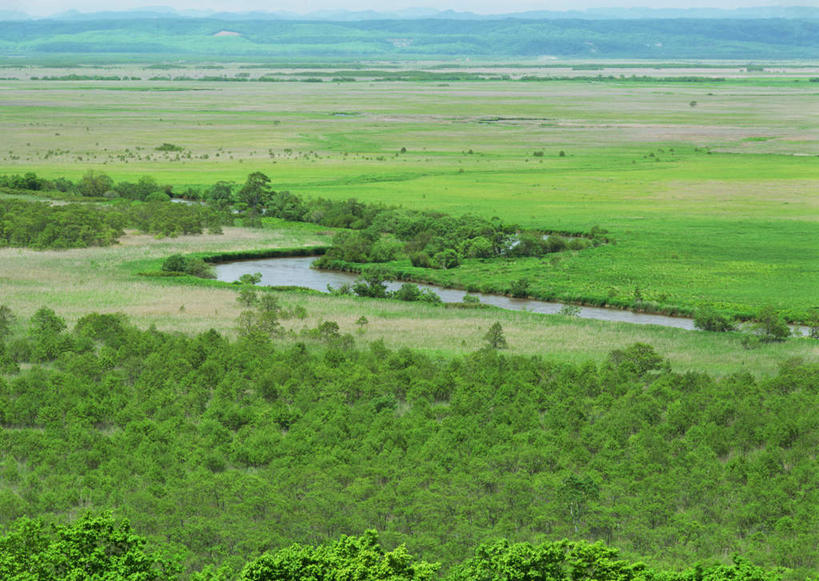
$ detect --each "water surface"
[215,256,700,330]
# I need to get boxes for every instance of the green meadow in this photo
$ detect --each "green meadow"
[1,69,816,322]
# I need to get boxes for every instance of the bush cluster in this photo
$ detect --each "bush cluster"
[0,197,222,249]
[161,254,215,278]
[0,198,125,249]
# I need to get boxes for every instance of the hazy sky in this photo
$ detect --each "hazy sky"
[7,0,816,17]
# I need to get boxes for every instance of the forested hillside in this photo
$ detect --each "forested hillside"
[2,17,819,59]
[0,306,815,578]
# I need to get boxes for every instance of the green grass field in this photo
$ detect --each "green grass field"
[0,65,817,365]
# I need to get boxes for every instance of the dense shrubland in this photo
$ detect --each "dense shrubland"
[0,196,222,249]
[2,168,604,269]
[0,306,815,578]
[0,198,125,249]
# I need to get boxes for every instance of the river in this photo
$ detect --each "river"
[214,256,811,335]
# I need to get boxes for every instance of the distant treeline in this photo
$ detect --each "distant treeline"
[1,170,179,201]
[30,74,141,80]
[2,17,819,59]
[23,72,732,83]
[0,307,815,578]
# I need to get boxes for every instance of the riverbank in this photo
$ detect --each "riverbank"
[214,254,813,337]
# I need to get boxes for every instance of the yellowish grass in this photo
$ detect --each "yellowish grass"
[1,224,815,375]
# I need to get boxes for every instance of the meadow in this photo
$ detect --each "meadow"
[1,67,817,322]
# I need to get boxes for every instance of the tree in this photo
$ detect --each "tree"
[749,305,790,342]
[808,308,819,340]
[240,531,438,581]
[558,474,600,533]
[484,321,507,349]
[237,172,273,212]
[29,306,70,361]
[207,181,235,211]
[316,320,340,343]
[355,316,369,333]
[238,291,283,338]
[77,170,114,198]
[353,269,389,298]
[0,513,181,580]
[0,304,14,340]
[238,272,263,286]
[607,342,669,377]
[135,175,160,200]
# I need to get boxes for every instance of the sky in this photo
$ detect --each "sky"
[5,0,817,18]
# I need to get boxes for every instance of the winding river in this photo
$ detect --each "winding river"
[214,256,810,335]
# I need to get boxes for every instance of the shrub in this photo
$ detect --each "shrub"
[410,252,432,268]
[694,306,735,332]
[751,305,790,342]
[510,278,529,298]
[559,304,581,317]
[546,235,568,253]
[145,191,171,203]
[161,254,188,273]
[419,288,442,304]
[484,321,507,349]
[155,143,184,152]
[393,283,422,302]
[161,254,215,279]
[433,249,461,269]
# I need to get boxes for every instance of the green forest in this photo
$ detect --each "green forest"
[0,304,815,578]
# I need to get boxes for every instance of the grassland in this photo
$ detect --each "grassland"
[0,66,815,371]
[1,67,817,322]
[0,221,815,377]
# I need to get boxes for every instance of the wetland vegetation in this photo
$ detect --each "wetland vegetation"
[0,49,817,580]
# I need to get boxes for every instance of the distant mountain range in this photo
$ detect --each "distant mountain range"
[2,10,819,59]
[6,5,819,21]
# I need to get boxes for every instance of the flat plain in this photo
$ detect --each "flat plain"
[0,63,817,370]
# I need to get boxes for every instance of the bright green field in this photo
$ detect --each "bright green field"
[1,69,817,321]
